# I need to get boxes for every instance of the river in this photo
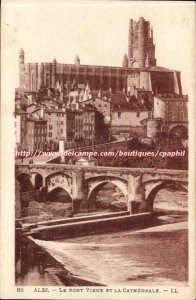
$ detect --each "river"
[16,211,188,286]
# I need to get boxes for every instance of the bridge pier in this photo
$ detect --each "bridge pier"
[72,171,87,213]
[30,173,45,189]
[128,175,145,214]
[30,173,37,187]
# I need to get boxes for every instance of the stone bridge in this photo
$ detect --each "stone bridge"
[16,163,188,214]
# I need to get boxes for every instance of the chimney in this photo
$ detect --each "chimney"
[60,92,63,101]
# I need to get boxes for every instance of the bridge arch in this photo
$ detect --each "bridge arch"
[45,172,73,196]
[86,176,128,211]
[144,179,188,212]
[45,186,72,203]
[169,125,188,138]
[34,173,43,189]
[16,173,34,192]
[30,172,44,189]
[16,170,44,189]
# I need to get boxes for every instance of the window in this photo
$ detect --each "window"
[49,132,52,137]
[61,129,63,134]
[180,111,184,121]
[118,112,121,118]
[49,125,52,130]
[48,113,51,115]
[137,112,140,117]
[61,121,63,125]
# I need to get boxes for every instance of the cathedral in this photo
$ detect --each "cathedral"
[19,17,182,95]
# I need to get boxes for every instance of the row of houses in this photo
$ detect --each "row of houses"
[15,81,188,152]
[15,105,108,152]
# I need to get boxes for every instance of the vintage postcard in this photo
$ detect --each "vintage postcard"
[1,0,196,299]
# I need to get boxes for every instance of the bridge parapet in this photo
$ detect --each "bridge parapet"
[16,163,188,180]
[142,172,188,184]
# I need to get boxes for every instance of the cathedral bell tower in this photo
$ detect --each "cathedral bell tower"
[128,17,156,68]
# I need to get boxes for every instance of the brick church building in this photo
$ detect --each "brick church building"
[18,17,182,96]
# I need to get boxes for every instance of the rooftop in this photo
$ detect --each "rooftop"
[20,61,177,73]
[27,117,47,122]
[15,108,28,114]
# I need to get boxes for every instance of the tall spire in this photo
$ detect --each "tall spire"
[19,48,25,64]
[74,55,80,66]
[71,78,77,90]
[83,82,92,101]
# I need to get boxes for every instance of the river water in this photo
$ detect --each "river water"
[16,211,188,286]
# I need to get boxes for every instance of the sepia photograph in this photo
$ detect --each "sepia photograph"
[1,1,195,299]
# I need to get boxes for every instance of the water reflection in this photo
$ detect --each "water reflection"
[15,233,69,285]
[15,233,102,286]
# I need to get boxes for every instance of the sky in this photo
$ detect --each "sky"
[2,0,195,94]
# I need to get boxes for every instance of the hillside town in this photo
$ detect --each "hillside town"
[15,17,188,153]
